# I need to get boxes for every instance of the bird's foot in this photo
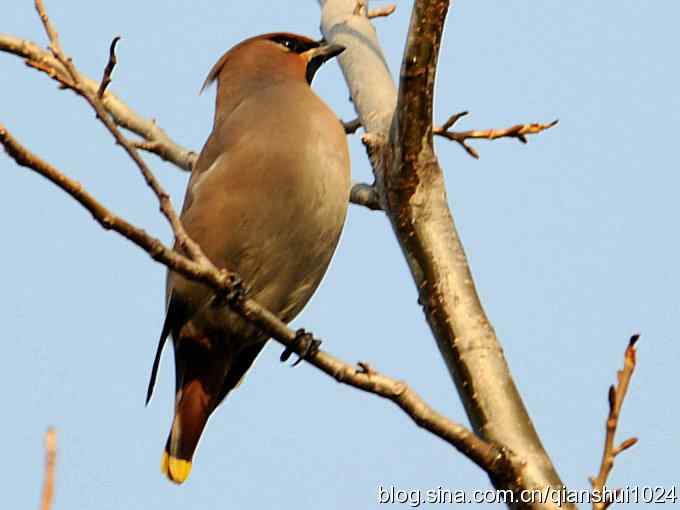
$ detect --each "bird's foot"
[225,274,246,304]
[212,273,246,308]
[280,328,321,366]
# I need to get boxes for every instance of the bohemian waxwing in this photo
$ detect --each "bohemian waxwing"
[145,33,350,484]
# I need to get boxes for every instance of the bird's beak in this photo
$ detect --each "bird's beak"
[302,43,346,65]
[302,43,345,84]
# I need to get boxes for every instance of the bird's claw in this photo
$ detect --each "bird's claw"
[225,275,245,304]
[212,274,246,308]
[280,328,321,366]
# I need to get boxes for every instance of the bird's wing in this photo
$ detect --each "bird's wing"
[146,293,183,405]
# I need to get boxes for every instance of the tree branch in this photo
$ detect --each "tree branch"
[319,0,570,507]
[0,121,220,286]
[589,334,640,510]
[33,0,207,265]
[1,0,513,480]
[0,115,508,480]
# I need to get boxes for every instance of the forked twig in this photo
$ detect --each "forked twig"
[434,110,558,159]
[589,334,640,510]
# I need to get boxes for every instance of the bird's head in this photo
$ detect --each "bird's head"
[201,32,345,93]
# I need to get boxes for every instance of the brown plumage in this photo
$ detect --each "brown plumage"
[145,33,350,484]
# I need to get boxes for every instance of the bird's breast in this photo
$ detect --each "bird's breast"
[171,82,350,335]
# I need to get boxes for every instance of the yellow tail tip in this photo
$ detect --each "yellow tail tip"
[161,451,192,484]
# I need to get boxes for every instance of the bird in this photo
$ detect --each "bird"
[144,33,350,484]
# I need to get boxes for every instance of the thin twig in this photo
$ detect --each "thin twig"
[589,334,640,510]
[34,0,208,264]
[97,36,121,98]
[40,427,56,510]
[0,123,223,287]
[433,111,558,159]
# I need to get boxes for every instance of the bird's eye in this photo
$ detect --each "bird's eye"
[268,35,317,54]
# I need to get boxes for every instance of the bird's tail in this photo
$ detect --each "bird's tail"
[161,378,212,484]
[160,337,266,484]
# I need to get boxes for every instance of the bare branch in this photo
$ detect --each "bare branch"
[434,111,559,159]
[391,3,569,503]
[320,0,569,506]
[40,427,56,510]
[590,334,640,510]
[97,36,121,98]
[0,34,196,171]
[0,114,511,484]
[33,0,208,264]
[0,122,220,287]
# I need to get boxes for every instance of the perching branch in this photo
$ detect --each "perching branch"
[0,120,509,476]
[434,111,558,159]
[0,122,228,289]
[589,334,640,510]
[40,427,56,510]
[1,0,515,480]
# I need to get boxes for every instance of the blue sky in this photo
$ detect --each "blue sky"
[1,1,678,508]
